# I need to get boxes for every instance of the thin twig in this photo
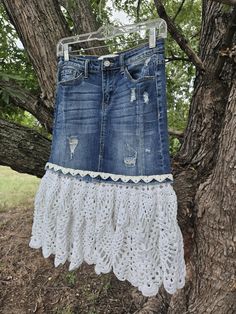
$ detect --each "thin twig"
[166,56,191,62]
[137,0,143,22]
[154,0,205,72]
[173,0,186,22]
[169,128,184,140]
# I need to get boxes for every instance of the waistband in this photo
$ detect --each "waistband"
[57,37,165,72]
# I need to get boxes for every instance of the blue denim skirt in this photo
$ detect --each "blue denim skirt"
[29,38,186,296]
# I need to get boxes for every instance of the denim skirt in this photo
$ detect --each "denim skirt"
[29,38,186,296]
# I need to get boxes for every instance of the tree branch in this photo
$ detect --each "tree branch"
[154,0,205,72]
[211,0,236,5]
[168,128,184,140]
[0,80,53,132]
[137,0,142,21]
[173,0,186,22]
[166,56,191,62]
[0,119,50,177]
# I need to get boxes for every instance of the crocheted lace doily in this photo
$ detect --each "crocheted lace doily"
[44,162,173,183]
[29,169,186,297]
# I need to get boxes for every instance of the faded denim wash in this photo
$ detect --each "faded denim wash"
[47,38,172,184]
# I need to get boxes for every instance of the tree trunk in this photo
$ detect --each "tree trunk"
[0,1,235,313]
[59,0,109,55]
[2,0,71,110]
[165,3,236,314]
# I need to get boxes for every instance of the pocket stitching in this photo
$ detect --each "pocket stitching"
[58,66,84,85]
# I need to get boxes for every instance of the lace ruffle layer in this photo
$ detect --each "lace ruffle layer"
[29,169,186,296]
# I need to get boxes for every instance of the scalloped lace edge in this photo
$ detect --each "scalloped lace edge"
[44,162,173,183]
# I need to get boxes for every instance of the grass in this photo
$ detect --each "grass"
[0,166,40,212]
[65,271,77,287]
[53,307,74,314]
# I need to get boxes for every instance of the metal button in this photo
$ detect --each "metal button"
[104,60,111,67]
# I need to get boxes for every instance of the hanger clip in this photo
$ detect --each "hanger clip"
[64,44,69,61]
[149,28,156,48]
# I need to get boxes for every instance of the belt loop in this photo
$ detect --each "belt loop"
[84,59,89,78]
[120,54,125,71]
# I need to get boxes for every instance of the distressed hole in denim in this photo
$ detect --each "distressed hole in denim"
[144,56,151,66]
[124,143,137,167]
[143,92,149,104]
[67,136,79,159]
[130,88,136,102]
[145,148,151,153]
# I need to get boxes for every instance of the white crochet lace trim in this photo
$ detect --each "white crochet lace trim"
[44,162,173,183]
[29,169,186,297]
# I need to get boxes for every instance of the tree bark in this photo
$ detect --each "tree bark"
[151,2,236,314]
[187,78,236,314]
[0,80,53,132]
[1,0,71,110]
[177,4,236,172]
[0,119,50,177]
[59,0,109,55]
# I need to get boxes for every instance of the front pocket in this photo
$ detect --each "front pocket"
[58,65,84,85]
[124,66,156,83]
[123,56,157,83]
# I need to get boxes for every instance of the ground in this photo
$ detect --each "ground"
[0,167,140,314]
